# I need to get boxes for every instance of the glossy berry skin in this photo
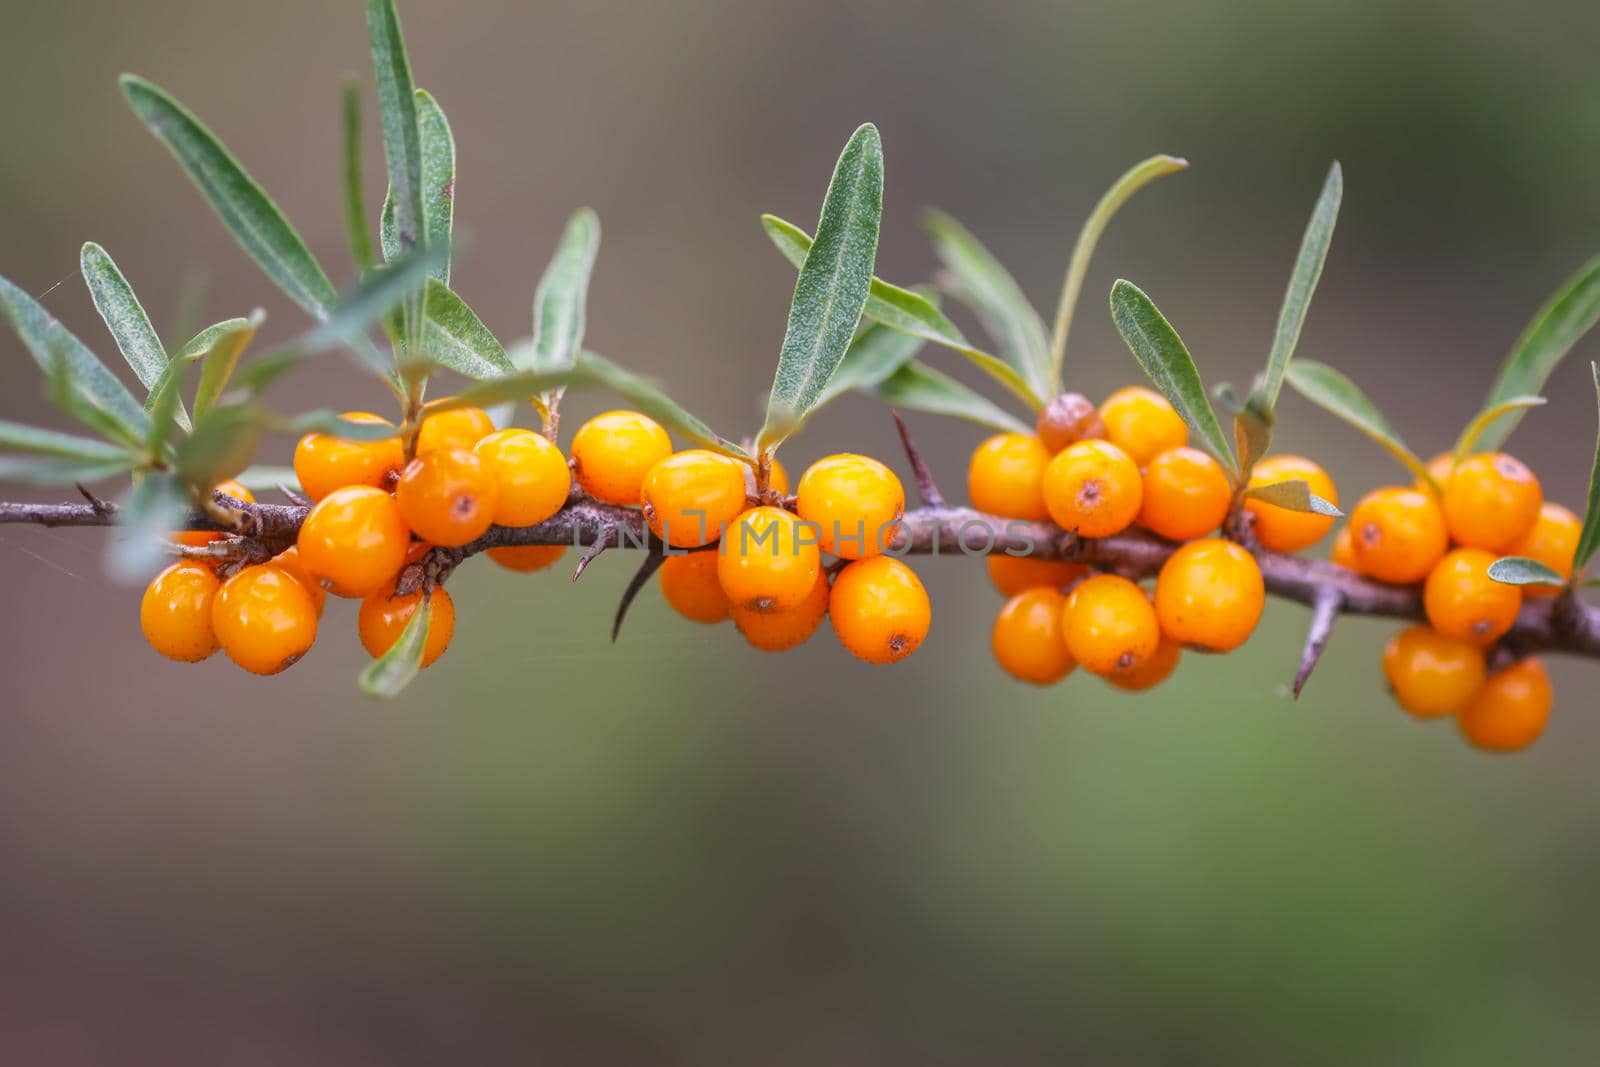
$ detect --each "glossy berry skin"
[1036,392,1104,454]
[172,479,255,547]
[991,587,1075,685]
[766,459,791,497]
[1424,548,1522,646]
[967,433,1050,521]
[1154,538,1264,653]
[830,556,930,664]
[1330,525,1360,571]
[292,412,404,501]
[1506,502,1581,598]
[1042,439,1143,539]
[395,448,500,548]
[1137,447,1230,542]
[1419,452,1455,494]
[1348,487,1449,585]
[359,582,456,668]
[1457,658,1552,753]
[271,545,326,618]
[985,555,1088,597]
[1108,635,1182,692]
[474,429,571,527]
[734,568,830,652]
[1061,574,1159,677]
[1441,452,1542,552]
[660,551,732,623]
[571,410,672,506]
[797,453,906,560]
[717,506,821,613]
[1382,624,1487,719]
[487,545,566,573]
[416,404,496,455]
[211,563,318,675]
[641,450,748,549]
[1244,455,1339,552]
[1098,386,1187,467]
[297,485,412,598]
[140,561,222,662]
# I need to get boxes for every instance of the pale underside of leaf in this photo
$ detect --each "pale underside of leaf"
[869,360,1032,436]
[360,595,431,698]
[1284,359,1435,490]
[1260,162,1342,410]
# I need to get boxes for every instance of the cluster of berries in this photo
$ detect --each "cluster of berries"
[1349,451,1572,751]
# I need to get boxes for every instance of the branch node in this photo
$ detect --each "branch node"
[891,410,946,509]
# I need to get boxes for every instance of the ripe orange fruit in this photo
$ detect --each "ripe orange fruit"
[570,410,672,506]
[292,412,404,501]
[1137,446,1231,542]
[1348,487,1448,584]
[967,433,1051,521]
[1330,524,1360,571]
[172,479,255,546]
[297,485,412,598]
[991,587,1075,684]
[1099,386,1187,466]
[140,560,222,662]
[830,556,931,664]
[1106,634,1182,691]
[1418,452,1454,494]
[1440,452,1542,552]
[1154,538,1264,653]
[358,581,456,668]
[270,545,326,617]
[1505,502,1581,598]
[641,450,749,549]
[487,545,566,573]
[1244,455,1339,552]
[1042,439,1143,538]
[985,554,1088,597]
[660,551,732,623]
[1061,574,1159,677]
[1423,548,1522,646]
[395,447,500,548]
[717,506,821,613]
[734,568,831,651]
[1036,392,1104,454]
[1382,624,1487,718]
[796,453,906,559]
[1457,658,1552,753]
[474,428,571,527]
[416,404,495,455]
[210,563,318,675]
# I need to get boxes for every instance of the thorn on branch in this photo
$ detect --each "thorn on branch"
[278,484,311,508]
[76,483,113,516]
[1293,587,1343,698]
[891,410,946,508]
[572,525,612,582]
[612,553,666,642]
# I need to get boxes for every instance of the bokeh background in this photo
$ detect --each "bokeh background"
[3,0,1600,1061]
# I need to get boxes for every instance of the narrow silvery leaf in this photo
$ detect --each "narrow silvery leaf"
[1285,359,1436,488]
[1476,255,1600,452]
[869,361,1032,436]
[1260,162,1342,409]
[524,208,601,372]
[1109,279,1239,480]
[415,89,455,285]
[234,465,302,494]
[760,124,884,449]
[192,312,263,418]
[106,470,186,584]
[359,595,431,698]
[1242,479,1343,517]
[816,324,926,409]
[80,243,169,394]
[417,281,515,379]
[175,404,263,492]
[121,76,340,320]
[367,0,424,266]
[1575,362,1600,571]
[925,210,1051,402]
[1452,395,1546,462]
[342,79,377,272]
[145,356,188,457]
[0,455,135,487]
[0,418,131,462]
[1486,556,1567,587]
[275,410,401,441]
[581,352,749,459]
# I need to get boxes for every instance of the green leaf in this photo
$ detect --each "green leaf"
[415,89,455,285]
[1260,163,1342,410]
[175,404,262,492]
[869,361,1032,435]
[1109,279,1239,480]
[1476,255,1600,452]
[367,0,424,266]
[925,210,1051,402]
[144,355,189,456]
[274,409,403,441]
[80,243,170,392]
[342,78,377,272]
[1049,155,1188,389]
[760,124,884,450]
[0,454,136,486]
[234,465,302,494]
[0,272,149,445]
[816,323,926,409]
[1452,395,1547,463]
[1285,360,1436,489]
[1574,362,1600,571]
[1486,556,1566,587]
[1242,479,1343,517]
[359,594,431,699]
[106,470,186,584]
[522,208,600,375]
[416,280,515,379]
[761,214,1038,409]
[0,418,132,462]
[191,312,263,418]
[120,75,339,320]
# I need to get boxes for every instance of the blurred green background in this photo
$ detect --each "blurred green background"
[3,0,1600,1061]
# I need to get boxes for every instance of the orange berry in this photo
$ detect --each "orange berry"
[660,551,732,623]
[1244,455,1339,552]
[270,545,326,618]
[487,545,566,573]
[734,568,830,651]
[1330,524,1360,571]
[1107,634,1182,692]
[991,587,1075,684]
[416,403,495,455]
[985,554,1088,597]
[1382,625,1487,719]
[139,560,222,662]
[358,581,456,668]
[211,563,318,675]
[395,447,500,548]
[1506,502,1582,598]
[473,429,571,527]
[1099,385,1187,466]
[967,433,1050,521]
[1061,574,1159,677]
[570,410,672,506]
[716,506,821,613]
[1418,451,1455,494]
[767,459,791,496]
[1154,538,1264,653]
[796,453,905,559]
[297,485,411,598]
[641,450,749,548]
[1441,452,1542,551]
[1036,392,1105,453]
[1042,439,1143,538]
[1348,487,1448,584]
[1137,446,1230,542]
[292,412,404,501]
[1457,658,1552,753]
[829,556,931,664]
[172,479,256,546]
[1423,548,1523,646]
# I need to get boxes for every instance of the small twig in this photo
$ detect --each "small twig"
[278,484,311,508]
[890,410,946,508]
[1293,587,1343,698]
[612,553,667,642]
